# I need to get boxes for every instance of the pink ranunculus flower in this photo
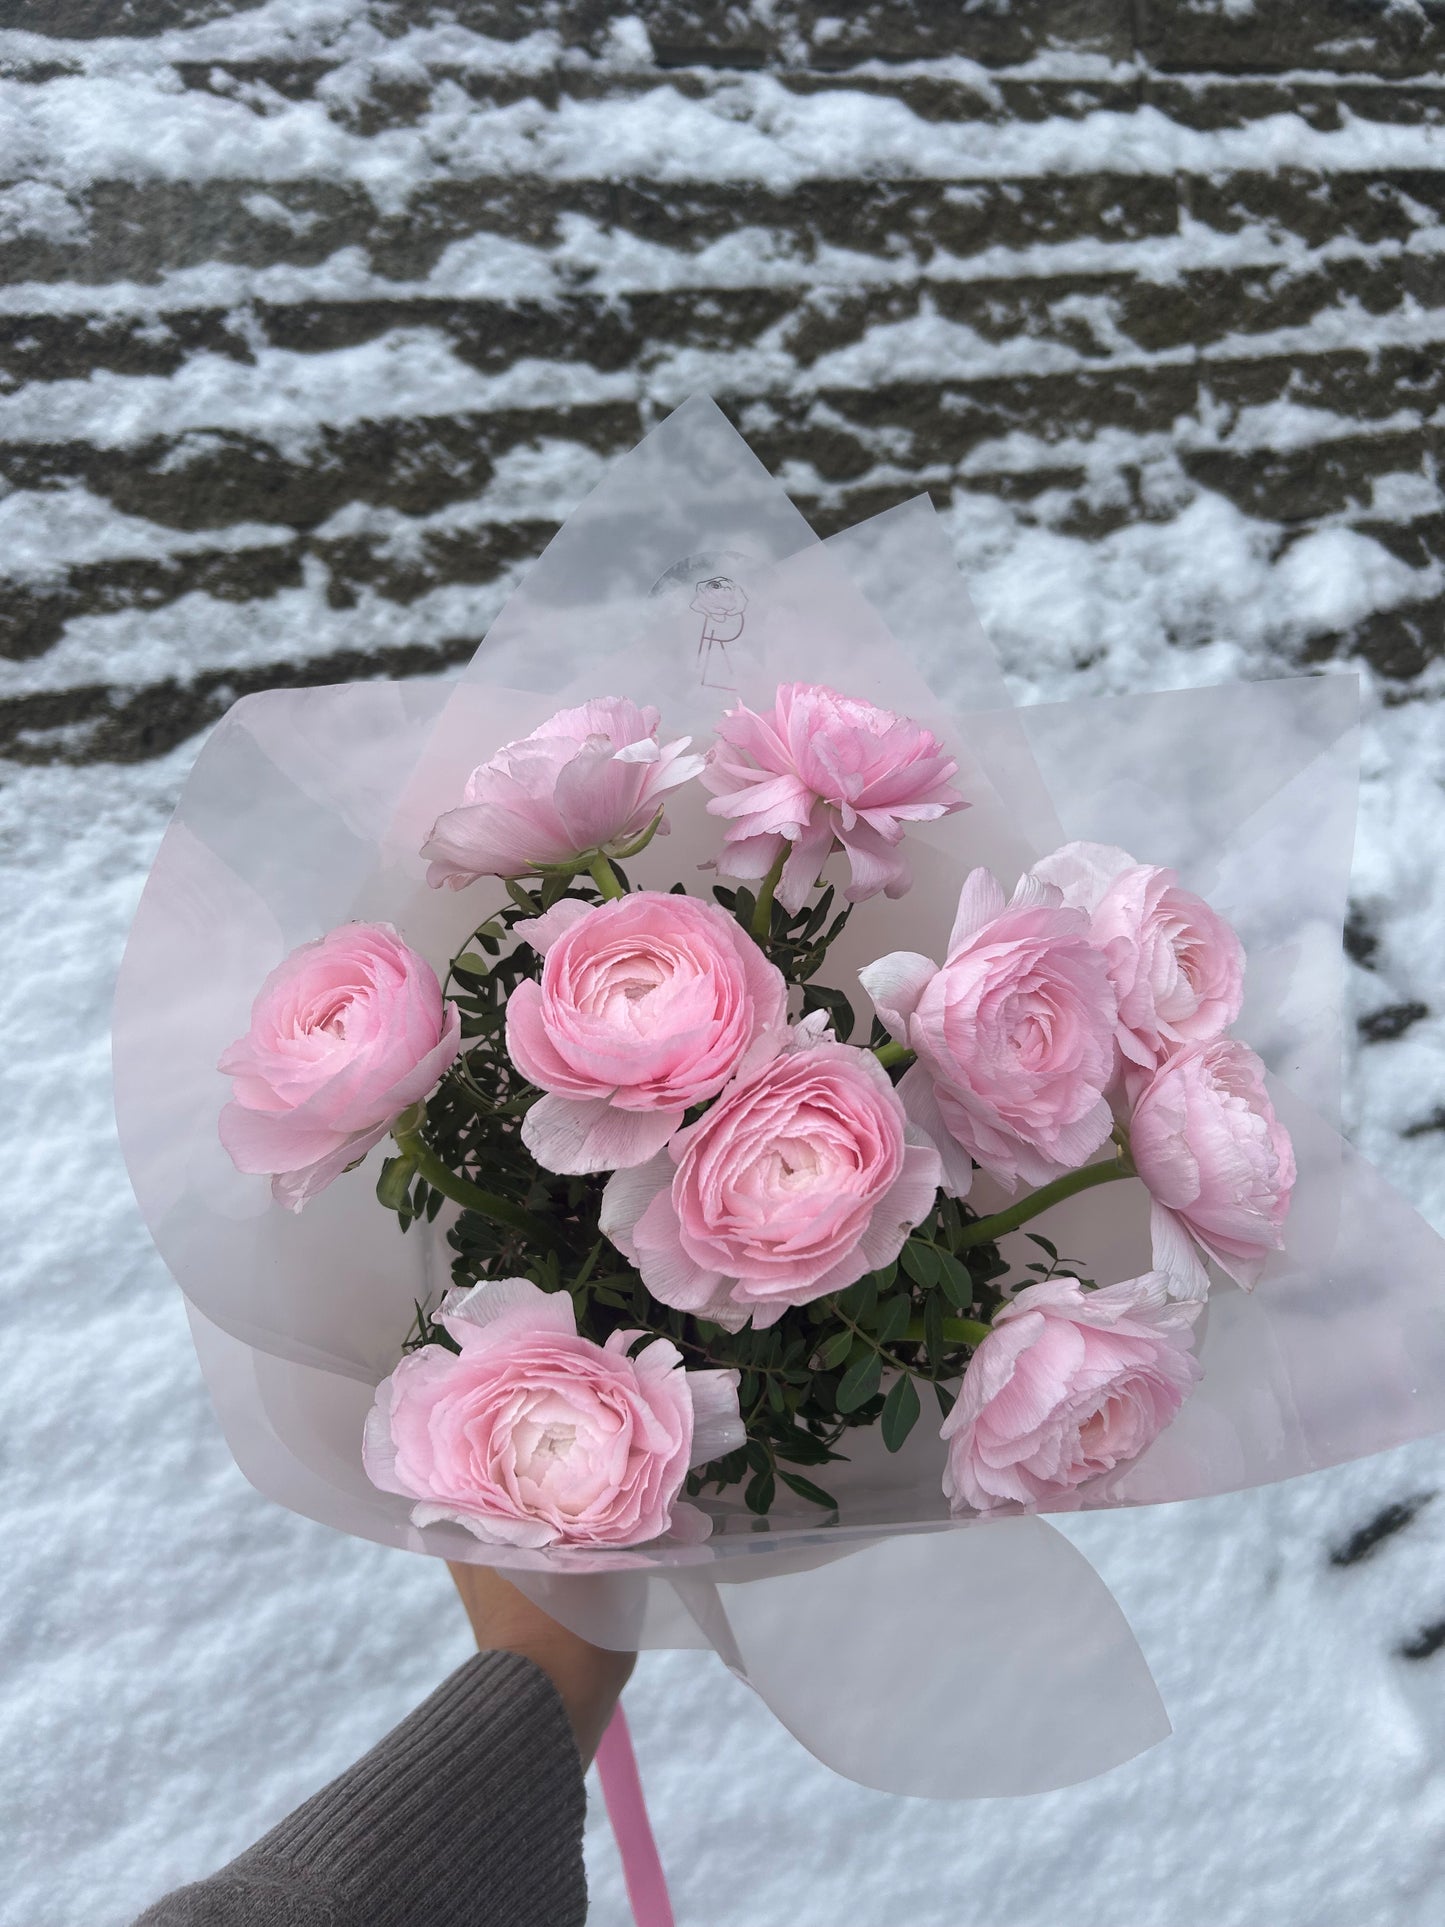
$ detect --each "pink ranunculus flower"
[422,698,705,890]
[600,1026,942,1330]
[1031,840,1245,1070]
[1128,1038,1296,1300]
[860,868,1119,1199]
[703,682,966,914]
[362,1278,744,1549]
[941,1274,1202,1513]
[218,922,461,1212]
[507,891,789,1175]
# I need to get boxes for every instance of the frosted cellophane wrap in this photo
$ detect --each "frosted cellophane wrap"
[115,398,1445,1795]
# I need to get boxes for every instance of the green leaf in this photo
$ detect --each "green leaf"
[744,1465,776,1515]
[1027,1234,1058,1258]
[801,884,835,940]
[771,1429,838,1466]
[938,1254,973,1309]
[838,1274,877,1326]
[875,1295,911,1345]
[836,1350,883,1413]
[800,981,856,1043]
[933,1381,958,1419]
[923,1288,945,1364]
[451,952,491,982]
[778,1470,839,1512]
[873,1258,899,1293]
[881,1372,922,1452]
[816,1328,854,1371]
[901,1240,941,1290]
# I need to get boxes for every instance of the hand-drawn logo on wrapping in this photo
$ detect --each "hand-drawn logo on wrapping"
[691,576,747,688]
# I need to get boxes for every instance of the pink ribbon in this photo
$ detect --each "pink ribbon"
[596,1702,675,1927]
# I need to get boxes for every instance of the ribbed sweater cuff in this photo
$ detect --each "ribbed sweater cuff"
[234,1650,587,1927]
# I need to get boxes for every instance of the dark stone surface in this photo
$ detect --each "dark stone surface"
[0,174,1184,289]
[1343,905,1380,969]
[1306,602,1445,683]
[8,0,1133,61]
[1330,1493,1435,1566]
[15,254,1443,389]
[1359,1001,1432,1044]
[0,635,485,765]
[1,0,242,33]
[1142,0,1445,77]
[5,1,1444,766]
[640,0,1134,68]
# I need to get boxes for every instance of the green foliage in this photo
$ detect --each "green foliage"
[373,870,1023,1526]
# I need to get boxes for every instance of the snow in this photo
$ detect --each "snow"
[0,334,636,449]
[4,8,1445,1925]
[6,63,1445,202]
[0,487,294,582]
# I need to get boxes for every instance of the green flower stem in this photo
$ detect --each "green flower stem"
[830,1303,921,1381]
[391,1125,559,1247]
[904,1314,993,1350]
[588,854,626,899]
[750,844,789,940]
[873,1041,914,1071]
[953,1156,1134,1249]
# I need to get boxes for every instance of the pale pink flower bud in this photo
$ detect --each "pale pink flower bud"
[600,1033,942,1330]
[860,868,1118,1199]
[218,922,461,1212]
[422,697,705,889]
[1129,1038,1296,1299]
[506,891,788,1175]
[703,682,966,913]
[363,1279,744,1549]
[941,1274,1201,1513]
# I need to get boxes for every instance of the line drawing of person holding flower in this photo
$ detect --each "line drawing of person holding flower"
[691,575,748,688]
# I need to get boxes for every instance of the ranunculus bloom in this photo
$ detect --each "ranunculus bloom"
[1031,840,1244,1070]
[600,1028,942,1330]
[703,682,966,914]
[860,868,1118,1198]
[507,892,788,1174]
[218,922,460,1211]
[422,698,705,889]
[941,1274,1201,1513]
[363,1278,744,1549]
[1128,1038,1296,1299]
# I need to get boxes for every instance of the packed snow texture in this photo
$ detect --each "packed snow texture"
[3,4,1445,1924]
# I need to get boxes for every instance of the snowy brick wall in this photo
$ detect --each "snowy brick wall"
[2,4,1444,1923]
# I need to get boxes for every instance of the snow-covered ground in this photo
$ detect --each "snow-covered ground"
[3,3,1445,1923]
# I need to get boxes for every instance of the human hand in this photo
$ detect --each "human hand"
[448,1562,635,1766]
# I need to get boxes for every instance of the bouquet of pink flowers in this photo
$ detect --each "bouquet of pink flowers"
[115,398,1445,1806]
[215,674,1291,1547]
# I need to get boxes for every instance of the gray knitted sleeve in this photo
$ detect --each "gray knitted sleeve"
[131,1651,589,1927]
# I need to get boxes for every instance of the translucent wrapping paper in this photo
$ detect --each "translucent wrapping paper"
[115,398,1445,1796]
